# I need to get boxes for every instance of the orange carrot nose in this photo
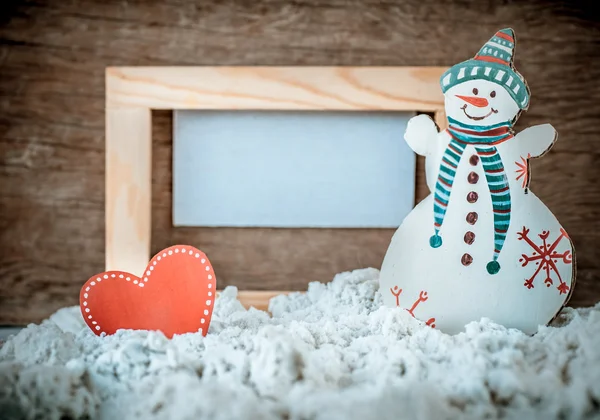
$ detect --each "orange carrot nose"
[456,95,489,108]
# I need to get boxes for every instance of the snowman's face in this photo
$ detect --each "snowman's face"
[445,80,520,126]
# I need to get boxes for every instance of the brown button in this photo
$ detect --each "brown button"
[469,155,479,166]
[466,212,478,225]
[467,172,479,184]
[461,253,473,266]
[467,191,479,203]
[464,231,475,245]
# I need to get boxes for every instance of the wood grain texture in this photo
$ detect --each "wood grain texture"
[1,0,599,324]
[105,107,151,276]
[107,66,446,111]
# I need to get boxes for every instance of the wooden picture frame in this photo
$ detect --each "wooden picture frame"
[105,66,447,311]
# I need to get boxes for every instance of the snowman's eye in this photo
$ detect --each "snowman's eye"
[472,88,479,95]
[490,90,496,98]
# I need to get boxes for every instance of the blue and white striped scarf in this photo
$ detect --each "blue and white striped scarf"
[430,117,513,275]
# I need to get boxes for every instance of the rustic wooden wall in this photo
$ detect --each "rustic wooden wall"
[1,0,599,324]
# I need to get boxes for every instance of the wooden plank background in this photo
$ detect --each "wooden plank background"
[1,0,599,324]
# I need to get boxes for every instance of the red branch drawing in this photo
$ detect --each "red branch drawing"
[390,286,436,328]
[515,153,531,189]
[517,226,572,294]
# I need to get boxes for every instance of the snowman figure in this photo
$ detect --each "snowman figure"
[379,28,576,335]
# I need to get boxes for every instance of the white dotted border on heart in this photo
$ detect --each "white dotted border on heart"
[82,247,214,336]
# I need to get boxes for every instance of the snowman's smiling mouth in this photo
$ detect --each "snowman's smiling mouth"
[461,104,498,121]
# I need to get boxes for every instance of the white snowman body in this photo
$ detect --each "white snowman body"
[379,77,575,335]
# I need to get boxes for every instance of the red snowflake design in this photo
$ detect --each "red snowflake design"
[515,153,531,189]
[390,286,436,328]
[517,226,573,294]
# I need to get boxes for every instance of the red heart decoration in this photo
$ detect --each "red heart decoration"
[80,245,216,338]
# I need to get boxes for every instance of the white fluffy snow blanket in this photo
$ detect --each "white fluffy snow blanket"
[1,268,599,420]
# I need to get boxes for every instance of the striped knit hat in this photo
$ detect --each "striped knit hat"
[440,28,530,110]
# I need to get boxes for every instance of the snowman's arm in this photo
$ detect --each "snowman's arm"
[514,124,558,158]
[404,114,440,156]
